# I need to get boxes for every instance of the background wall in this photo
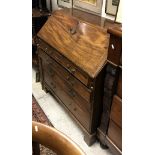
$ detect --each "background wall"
[46,0,115,20]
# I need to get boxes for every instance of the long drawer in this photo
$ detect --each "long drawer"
[38,39,89,86]
[39,49,92,104]
[110,95,122,128]
[107,120,122,150]
[41,60,91,131]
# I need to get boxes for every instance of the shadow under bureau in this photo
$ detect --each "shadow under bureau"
[37,10,109,145]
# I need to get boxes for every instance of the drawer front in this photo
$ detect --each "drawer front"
[107,120,122,150]
[110,95,122,128]
[117,70,122,98]
[38,40,89,86]
[47,61,92,104]
[41,61,91,131]
[43,65,91,112]
[39,49,92,105]
[107,35,122,65]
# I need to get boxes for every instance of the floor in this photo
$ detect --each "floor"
[32,68,113,155]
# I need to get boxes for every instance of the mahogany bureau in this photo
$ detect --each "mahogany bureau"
[97,26,122,154]
[37,10,109,146]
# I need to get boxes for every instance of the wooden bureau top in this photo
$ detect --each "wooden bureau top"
[37,10,109,78]
[107,26,122,38]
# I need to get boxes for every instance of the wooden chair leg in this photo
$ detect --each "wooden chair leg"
[32,141,40,155]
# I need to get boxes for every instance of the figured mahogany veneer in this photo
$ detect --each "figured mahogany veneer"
[37,10,109,146]
[37,10,109,78]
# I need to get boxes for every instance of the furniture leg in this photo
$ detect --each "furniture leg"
[32,141,40,155]
[84,132,96,146]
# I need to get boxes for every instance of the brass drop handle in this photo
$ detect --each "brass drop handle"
[48,65,55,77]
[44,47,48,52]
[68,89,76,97]
[50,82,56,89]
[66,64,70,69]
[66,64,76,74]
[70,68,76,74]
[66,75,75,86]
[66,75,70,80]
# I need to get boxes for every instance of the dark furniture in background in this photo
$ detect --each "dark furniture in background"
[32,0,51,82]
[97,26,122,155]
[37,10,110,146]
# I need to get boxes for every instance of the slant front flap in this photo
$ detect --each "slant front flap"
[37,10,109,78]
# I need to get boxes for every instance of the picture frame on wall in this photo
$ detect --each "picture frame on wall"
[105,0,119,16]
[57,0,73,8]
[115,0,122,23]
[73,0,103,15]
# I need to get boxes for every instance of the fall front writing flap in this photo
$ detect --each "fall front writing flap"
[37,10,109,78]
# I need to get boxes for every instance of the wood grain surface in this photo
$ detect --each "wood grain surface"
[38,10,109,78]
[107,120,122,150]
[32,121,85,155]
[110,95,122,127]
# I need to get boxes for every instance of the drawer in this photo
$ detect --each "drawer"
[116,70,122,98]
[43,66,91,112]
[107,34,122,65]
[41,63,91,131]
[39,50,92,104]
[107,120,122,150]
[110,95,122,128]
[38,40,89,86]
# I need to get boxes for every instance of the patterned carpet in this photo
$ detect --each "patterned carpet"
[32,95,57,155]
[32,95,53,126]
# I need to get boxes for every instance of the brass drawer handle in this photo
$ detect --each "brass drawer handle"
[66,75,75,86]
[48,66,55,77]
[70,68,76,74]
[66,64,70,69]
[66,75,70,80]
[50,82,56,89]
[44,47,49,53]
[68,89,76,97]
[66,64,76,74]
[44,47,53,54]
[54,55,61,60]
